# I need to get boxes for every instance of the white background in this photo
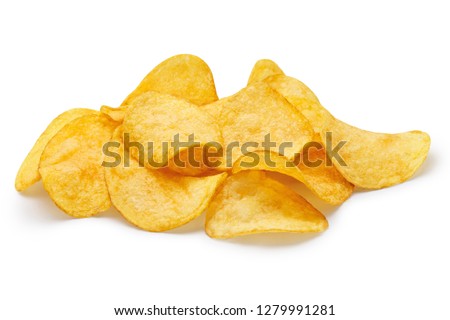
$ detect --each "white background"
[1,1,449,319]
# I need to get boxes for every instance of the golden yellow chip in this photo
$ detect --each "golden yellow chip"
[262,73,431,189]
[105,127,227,231]
[121,54,218,106]
[39,113,117,217]
[100,105,126,122]
[203,82,314,168]
[247,59,285,85]
[123,91,222,168]
[232,148,353,205]
[264,74,332,133]
[205,171,328,239]
[321,117,431,189]
[15,108,97,191]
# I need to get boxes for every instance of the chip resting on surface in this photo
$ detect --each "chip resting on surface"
[121,54,218,106]
[15,108,97,191]
[321,117,431,189]
[205,171,328,239]
[203,82,314,168]
[262,71,430,189]
[123,91,222,168]
[105,127,227,231]
[232,149,353,205]
[39,113,117,217]
[247,59,285,85]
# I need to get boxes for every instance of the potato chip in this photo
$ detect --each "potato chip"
[15,108,97,191]
[203,82,314,168]
[262,74,430,189]
[121,54,218,106]
[205,171,328,239]
[123,91,222,168]
[105,127,227,231]
[39,113,117,217]
[247,59,285,85]
[264,74,332,133]
[321,117,431,189]
[100,105,126,122]
[232,149,353,205]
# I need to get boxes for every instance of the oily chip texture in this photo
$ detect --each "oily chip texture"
[203,82,314,168]
[121,54,218,106]
[123,91,222,168]
[320,117,431,189]
[247,59,285,85]
[264,74,332,134]
[206,171,328,239]
[15,108,97,191]
[105,127,227,231]
[232,149,353,205]
[39,113,117,217]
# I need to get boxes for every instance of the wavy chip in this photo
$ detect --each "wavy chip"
[232,149,353,205]
[203,82,314,168]
[123,91,222,168]
[247,59,285,85]
[263,73,430,189]
[205,171,328,239]
[15,108,97,191]
[321,117,431,189]
[39,113,117,217]
[122,54,218,106]
[105,127,227,231]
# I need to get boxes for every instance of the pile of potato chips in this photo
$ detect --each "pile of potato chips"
[16,54,430,239]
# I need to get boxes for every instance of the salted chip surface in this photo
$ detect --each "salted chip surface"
[321,117,431,189]
[105,127,227,232]
[39,113,117,217]
[123,91,222,168]
[264,74,332,133]
[232,149,353,205]
[247,59,284,85]
[205,171,328,239]
[121,54,218,106]
[15,108,97,191]
[203,82,314,168]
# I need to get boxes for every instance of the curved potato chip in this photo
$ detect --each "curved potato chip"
[264,74,332,133]
[123,91,222,168]
[262,73,431,189]
[105,127,227,232]
[232,149,353,205]
[205,171,328,239]
[121,54,218,106]
[321,117,431,189]
[15,108,97,191]
[100,105,126,122]
[203,82,314,168]
[39,113,117,217]
[247,59,284,85]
